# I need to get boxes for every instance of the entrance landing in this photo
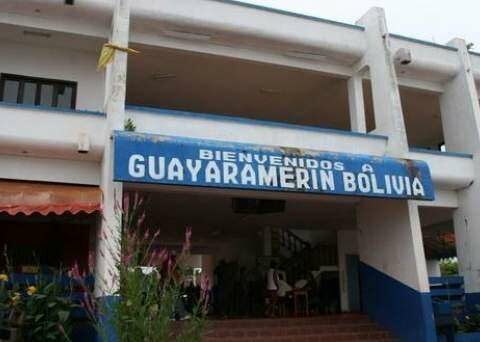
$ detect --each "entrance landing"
[203,314,397,341]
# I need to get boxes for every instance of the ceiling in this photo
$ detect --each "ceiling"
[125,186,456,258]
[127,45,444,148]
[127,185,358,242]
[127,44,351,130]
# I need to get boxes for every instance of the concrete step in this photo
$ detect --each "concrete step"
[202,314,397,342]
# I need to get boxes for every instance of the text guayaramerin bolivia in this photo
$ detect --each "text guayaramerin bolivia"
[127,149,426,196]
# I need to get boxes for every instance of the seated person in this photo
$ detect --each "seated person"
[276,271,293,297]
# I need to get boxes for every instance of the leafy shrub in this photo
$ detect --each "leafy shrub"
[440,258,459,276]
[0,272,76,341]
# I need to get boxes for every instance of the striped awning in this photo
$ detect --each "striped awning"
[0,180,101,216]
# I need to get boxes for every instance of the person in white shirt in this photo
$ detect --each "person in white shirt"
[265,260,279,317]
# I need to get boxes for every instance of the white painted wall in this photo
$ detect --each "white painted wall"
[128,109,388,155]
[337,229,358,312]
[0,154,100,185]
[426,259,441,277]
[128,108,474,191]
[3,0,480,90]
[0,40,104,112]
[357,199,430,292]
[409,151,474,190]
[0,105,105,161]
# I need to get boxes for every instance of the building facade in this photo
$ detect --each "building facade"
[1,1,480,341]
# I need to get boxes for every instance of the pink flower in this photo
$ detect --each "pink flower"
[88,251,95,274]
[70,262,82,279]
[123,251,133,265]
[137,212,146,229]
[123,192,130,216]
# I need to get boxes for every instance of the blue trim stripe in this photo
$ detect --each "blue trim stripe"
[210,0,365,31]
[126,105,388,140]
[390,33,458,52]
[0,101,105,116]
[410,147,473,159]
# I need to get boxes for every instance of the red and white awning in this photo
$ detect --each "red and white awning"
[0,180,101,216]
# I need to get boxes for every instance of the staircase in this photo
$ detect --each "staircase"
[203,314,397,341]
[271,228,338,283]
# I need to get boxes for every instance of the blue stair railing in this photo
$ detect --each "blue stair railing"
[430,276,465,340]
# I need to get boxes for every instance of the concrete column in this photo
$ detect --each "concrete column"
[356,8,409,157]
[347,75,367,133]
[440,38,480,308]
[337,230,359,312]
[440,39,480,154]
[94,0,131,297]
[357,199,435,342]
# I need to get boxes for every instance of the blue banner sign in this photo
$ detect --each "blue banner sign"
[113,132,434,201]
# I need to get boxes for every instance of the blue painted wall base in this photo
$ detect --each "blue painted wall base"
[96,295,120,342]
[359,262,437,342]
[465,293,480,313]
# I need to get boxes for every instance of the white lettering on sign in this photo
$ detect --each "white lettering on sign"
[186,159,202,182]
[125,150,430,199]
[129,154,145,178]
[205,161,221,183]
[258,165,278,187]
[148,156,164,180]
[223,162,238,184]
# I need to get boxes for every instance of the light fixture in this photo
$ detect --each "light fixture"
[23,30,51,38]
[394,48,412,65]
[163,29,212,42]
[151,73,176,80]
[284,50,328,61]
[77,132,90,154]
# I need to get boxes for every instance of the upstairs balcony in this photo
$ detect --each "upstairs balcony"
[0,24,475,192]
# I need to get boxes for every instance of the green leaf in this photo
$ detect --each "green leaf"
[47,302,56,308]
[46,333,57,340]
[57,310,69,322]
[34,314,44,322]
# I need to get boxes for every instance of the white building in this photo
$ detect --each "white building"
[1,1,480,341]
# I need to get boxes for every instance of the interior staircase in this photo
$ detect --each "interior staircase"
[271,227,338,283]
[203,314,397,341]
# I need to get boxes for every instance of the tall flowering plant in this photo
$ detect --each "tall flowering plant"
[72,193,209,342]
